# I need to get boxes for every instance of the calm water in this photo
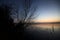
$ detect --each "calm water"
[24,24,60,40]
[26,24,60,31]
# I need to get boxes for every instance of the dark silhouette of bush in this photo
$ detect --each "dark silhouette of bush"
[0,4,14,32]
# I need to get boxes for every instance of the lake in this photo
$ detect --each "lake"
[26,24,60,32]
[24,24,60,40]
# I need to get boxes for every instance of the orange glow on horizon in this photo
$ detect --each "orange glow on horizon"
[32,19,60,22]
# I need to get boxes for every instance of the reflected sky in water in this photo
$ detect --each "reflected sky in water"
[26,24,60,31]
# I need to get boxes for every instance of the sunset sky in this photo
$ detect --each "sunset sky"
[0,0,60,23]
[31,0,60,22]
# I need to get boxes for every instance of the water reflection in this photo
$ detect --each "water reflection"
[27,24,60,31]
[25,24,60,40]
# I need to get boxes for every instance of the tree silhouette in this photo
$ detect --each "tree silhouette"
[11,0,38,32]
[13,0,38,39]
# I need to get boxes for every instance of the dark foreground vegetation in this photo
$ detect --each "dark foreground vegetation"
[0,4,30,40]
[0,4,60,40]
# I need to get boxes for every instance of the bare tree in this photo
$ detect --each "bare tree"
[19,0,38,23]
[10,0,39,32]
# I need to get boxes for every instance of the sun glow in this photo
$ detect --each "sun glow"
[33,18,60,22]
[31,18,60,30]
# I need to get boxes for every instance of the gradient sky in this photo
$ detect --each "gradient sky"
[32,0,60,22]
[0,0,60,23]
